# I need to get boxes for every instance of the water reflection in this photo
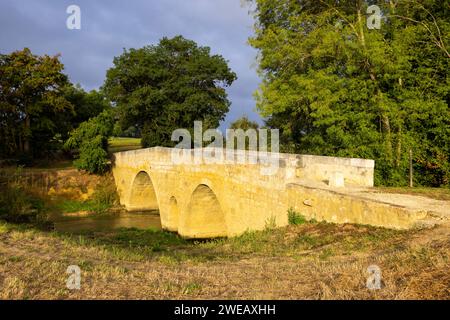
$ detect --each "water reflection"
[53,210,162,233]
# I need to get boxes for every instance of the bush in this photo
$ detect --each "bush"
[73,135,110,174]
[54,175,119,214]
[0,183,46,224]
[65,110,114,174]
[287,208,307,225]
[90,176,119,213]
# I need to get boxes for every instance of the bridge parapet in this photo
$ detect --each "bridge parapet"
[113,147,374,187]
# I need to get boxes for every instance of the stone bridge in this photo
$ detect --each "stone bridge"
[112,147,434,238]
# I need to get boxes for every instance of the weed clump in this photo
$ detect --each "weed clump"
[0,182,47,225]
[90,175,119,213]
[287,208,307,225]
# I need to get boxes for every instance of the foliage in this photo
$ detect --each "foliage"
[248,0,450,186]
[287,208,307,225]
[0,49,110,163]
[51,175,118,214]
[103,35,237,148]
[0,48,72,159]
[228,116,261,150]
[63,84,110,134]
[229,116,260,131]
[90,175,119,212]
[65,110,114,174]
[264,215,277,230]
[0,182,46,224]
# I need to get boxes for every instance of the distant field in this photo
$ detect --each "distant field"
[108,137,142,154]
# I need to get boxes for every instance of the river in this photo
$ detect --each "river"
[52,210,162,233]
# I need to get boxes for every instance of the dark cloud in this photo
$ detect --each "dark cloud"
[0,0,262,129]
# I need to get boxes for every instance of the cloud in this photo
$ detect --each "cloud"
[0,0,262,128]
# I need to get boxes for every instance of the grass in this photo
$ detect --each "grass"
[30,160,74,170]
[288,208,308,225]
[0,219,448,299]
[108,137,142,154]
[374,186,450,201]
[54,199,109,214]
[47,173,118,215]
[49,220,408,263]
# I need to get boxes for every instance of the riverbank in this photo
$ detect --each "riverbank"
[0,219,448,299]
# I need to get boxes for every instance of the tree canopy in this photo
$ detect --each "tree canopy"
[0,49,110,162]
[230,116,260,131]
[249,0,450,186]
[63,85,110,130]
[103,35,237,148]
[0,48,72,159]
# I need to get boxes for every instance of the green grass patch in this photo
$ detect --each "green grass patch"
[108,137,142,153]
[183,282,202,294]
[55,200,104,213]
[53,177,118,214]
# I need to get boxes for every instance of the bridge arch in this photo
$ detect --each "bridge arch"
[128,171,159,211]
[179,184,227,238]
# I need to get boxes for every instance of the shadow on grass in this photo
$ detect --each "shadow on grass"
[0,216,411,266]
[44,220,409,265]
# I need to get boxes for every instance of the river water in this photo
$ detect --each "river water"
[52,211,162,233]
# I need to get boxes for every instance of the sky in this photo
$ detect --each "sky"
[0,0,262,129]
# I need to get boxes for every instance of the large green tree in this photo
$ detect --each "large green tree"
[249,0,450,186]
[0,48,72,159]
[63,84,110,129]
[103,36,237,147]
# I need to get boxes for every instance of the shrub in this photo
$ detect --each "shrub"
[287,208,307,225]
[65,109,114,174]
[73,135,110,174]
[0,183,46,224]
[55,175,119,214]
[90,176,119,213]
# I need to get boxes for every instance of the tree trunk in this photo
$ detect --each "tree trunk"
[357,5,366,47]
[382,114,393,162]
[395,126,402,167]
[23,115,30,154]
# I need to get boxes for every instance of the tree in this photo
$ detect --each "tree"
[248,0,450,186]
[64,110,114,174]
[63,84,110,130]
[0,48,72,159]
[103,35,237,148]
[229,115,260,150]
[230,116,260,131]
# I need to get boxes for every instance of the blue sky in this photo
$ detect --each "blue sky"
[0,0,262,129]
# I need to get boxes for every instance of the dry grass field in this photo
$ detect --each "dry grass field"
[0,218,448,300]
